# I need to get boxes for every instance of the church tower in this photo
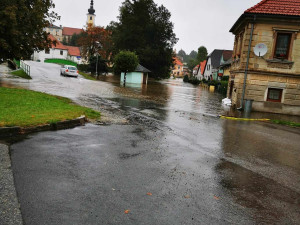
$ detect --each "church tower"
[87,0,96,26]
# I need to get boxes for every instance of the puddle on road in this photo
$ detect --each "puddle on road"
[216,160,300,224]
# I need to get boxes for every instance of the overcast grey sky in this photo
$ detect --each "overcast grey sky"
[52,0,261,54]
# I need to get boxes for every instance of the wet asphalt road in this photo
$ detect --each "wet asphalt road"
[1,62,300,224]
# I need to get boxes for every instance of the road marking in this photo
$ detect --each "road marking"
[220,116,270,121]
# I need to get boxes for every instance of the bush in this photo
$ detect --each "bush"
[221,76,229,81]
[188,77,201,85]
[218,81,228,95]
[77,64,90,72]
[114,51,139,75]
[207,80,218,86]
[183,75,201,85]
[183,75,189,82]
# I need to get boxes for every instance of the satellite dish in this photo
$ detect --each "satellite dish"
[254,43,268,57]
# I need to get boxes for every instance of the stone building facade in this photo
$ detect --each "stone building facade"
[229,0,300,115]
[44,25,63,41]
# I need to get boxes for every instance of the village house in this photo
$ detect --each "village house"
[44,24,63,41]
[62,27,84,44]
[172,57,184,77]
[195,60,207,80]
[33,35,68,62]
[217,51,233,79]
[203,50,232,81]
[193,64,199,76]
[32,35,81,64]
[33,0,98,64]
[44,25,83,44]
[183,65,190,77]
[229,0,300,115]
[65,46,83,64]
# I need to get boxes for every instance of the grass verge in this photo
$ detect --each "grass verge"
[0,87,100,127]
[78,71,97,81]
[271,120,300,128]
[44,59,77,67]
[10,69,32,79]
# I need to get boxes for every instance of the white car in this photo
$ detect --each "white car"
[60,65,78,77]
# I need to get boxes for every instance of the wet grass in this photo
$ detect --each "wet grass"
[44,59,77,67]
[78,71,97,81]
[0,87,100,127]
[10,69,32,79]
[271,120,300,128]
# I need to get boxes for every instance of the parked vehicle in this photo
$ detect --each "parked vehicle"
[60,65,78,77]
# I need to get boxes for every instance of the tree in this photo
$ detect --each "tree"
[69,33,78,46]
[114,51,139,86]
[187,59,198,71]
[189,50,197,60]
[0,0,59,60]
[177,49,187,62]
[197,46,208,62]
[78,24,113,63]
[62,36,68,45]
[89,55,108,77]
[110,0,178,79]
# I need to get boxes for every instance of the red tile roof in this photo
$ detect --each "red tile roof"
[193,64,200,70]
[62,27,83,36]
[65,46,81,56]
[48,34,68,50]
[200,60,206,75]
[245,0,300,16]
[174,57,183,66]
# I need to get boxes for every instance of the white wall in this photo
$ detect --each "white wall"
[203,57,212,80]
[67,55,83,64]
[33,48,68,62]
[196,66,203,80]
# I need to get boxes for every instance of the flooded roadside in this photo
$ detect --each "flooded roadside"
[2,62,300,225]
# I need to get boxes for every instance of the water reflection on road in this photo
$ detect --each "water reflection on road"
[2,62,300,224]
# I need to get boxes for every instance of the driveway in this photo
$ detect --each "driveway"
[1,62,300,224]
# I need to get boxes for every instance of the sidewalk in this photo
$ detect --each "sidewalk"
[0,144,23,225]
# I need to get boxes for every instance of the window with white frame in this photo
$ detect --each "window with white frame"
[267,88,283,102]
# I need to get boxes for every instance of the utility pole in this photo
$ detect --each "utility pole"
[96,53,98,77]
[95,41,101,77]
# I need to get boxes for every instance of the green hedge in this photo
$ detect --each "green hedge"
[77,64,90,72]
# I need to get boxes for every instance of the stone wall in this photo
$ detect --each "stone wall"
[230,72,300,115]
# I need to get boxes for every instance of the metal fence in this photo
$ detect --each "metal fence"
[20,60,30,76]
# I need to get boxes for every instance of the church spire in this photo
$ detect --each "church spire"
[87,0,96,26]
[88,0,95,15]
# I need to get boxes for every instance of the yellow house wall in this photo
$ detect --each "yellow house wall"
[229,21,300,115]
[223,67,230,76]
[45,27,63,41]
[172,65,184,77]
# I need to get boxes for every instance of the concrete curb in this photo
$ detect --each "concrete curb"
[0,144,23,225]
[0,116,86,139]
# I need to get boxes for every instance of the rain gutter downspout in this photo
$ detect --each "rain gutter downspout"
[239,15,256,110]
